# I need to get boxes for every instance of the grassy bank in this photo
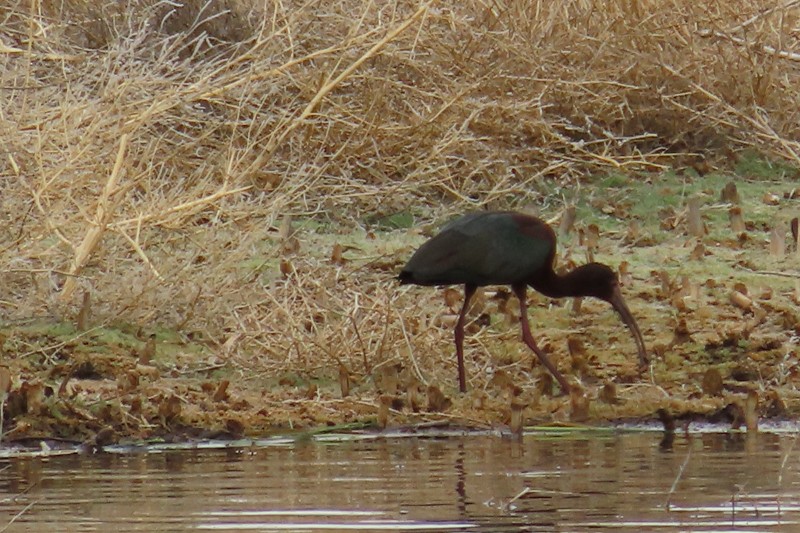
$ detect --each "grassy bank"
[0,0,799,441]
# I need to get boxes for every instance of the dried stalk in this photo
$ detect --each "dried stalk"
[60,134,129,302]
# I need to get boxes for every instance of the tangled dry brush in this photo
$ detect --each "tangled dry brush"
[1,0,799,385]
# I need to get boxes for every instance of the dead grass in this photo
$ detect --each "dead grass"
[0,0,799,438]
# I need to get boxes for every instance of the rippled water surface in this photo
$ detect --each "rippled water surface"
[2,430,800,531]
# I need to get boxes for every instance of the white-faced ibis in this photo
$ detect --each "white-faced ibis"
[398,211,648,393]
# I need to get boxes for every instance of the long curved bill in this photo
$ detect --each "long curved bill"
[608,285,649,369]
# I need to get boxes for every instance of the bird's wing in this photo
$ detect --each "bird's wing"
[403,212,551,286]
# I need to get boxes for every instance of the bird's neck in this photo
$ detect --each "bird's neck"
[530,266,593,299]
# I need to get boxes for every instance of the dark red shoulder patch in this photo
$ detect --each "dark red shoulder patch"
[511,213,555,241]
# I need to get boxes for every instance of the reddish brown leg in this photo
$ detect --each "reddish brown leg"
[454,284,476,393]
[512,284,571,394]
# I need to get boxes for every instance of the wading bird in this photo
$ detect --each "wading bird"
[398,211,648,393]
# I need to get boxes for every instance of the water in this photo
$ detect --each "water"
[1,430,799,531]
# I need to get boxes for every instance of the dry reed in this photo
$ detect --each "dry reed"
[1,0,799,387]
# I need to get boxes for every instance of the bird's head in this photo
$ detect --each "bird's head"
[569,263,620,301]
[574,262,649,369]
